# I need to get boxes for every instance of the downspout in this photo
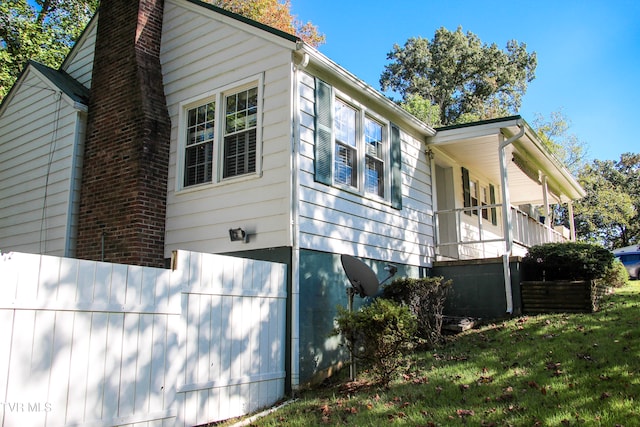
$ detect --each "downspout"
[65,109,87,258]
[498,120,525,314]
[289,50,309,391]
[427,148,438,262]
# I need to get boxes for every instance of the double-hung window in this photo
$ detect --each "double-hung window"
[332,98,387,198]
[223,87,258,178]
[184,101,215,187]
[469,179,479,215]
[314,78,401,208]
[180,79,260,190]
[334,99,358,187]
[364,117,385,198]
[462,167,498,225]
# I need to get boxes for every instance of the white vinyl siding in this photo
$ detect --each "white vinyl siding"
[162,0,295,257]
[297,71,434,266]
[60,17,97,88]
[0,70,85,256]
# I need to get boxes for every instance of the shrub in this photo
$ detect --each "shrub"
[601,258,629,288]
[522,242,614,281]
[333,298,417,386]
[381,277,452,348]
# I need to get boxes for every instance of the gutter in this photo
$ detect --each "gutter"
[498,119,525,314]
[295,43,436,138]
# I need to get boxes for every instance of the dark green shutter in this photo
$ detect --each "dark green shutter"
[462,167,471,216]
[489,184,497,225]
[390,124,402,210]
[314,78,333,185]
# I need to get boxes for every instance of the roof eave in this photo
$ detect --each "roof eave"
[517,121,586,201]
[431,116,585,202]
[297,43,436,137]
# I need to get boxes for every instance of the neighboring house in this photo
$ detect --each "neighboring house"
[0,0,584,387]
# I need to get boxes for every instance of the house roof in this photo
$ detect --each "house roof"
[0,60,89,116]
[186,0,299,43]
[28,61,90,105]
[430,115,585,204]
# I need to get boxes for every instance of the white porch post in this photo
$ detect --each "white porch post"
[498,121,524,314]
[568,200,576,241]
[499,133,513,256]
[542,175,550,219]
[542,175,550,241]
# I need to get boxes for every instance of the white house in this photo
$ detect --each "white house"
[0,0,583,387]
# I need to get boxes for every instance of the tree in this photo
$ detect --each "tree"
[0,0,323,102]
[525,111,587,233]
[532,110,588,174]
[0,0,98,100]
[574,153,640,248]
[380,26,537,126]
[399,93,440,126]
[208,0,324,47]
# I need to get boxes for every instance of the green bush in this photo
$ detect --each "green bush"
[333,298,417,386]
[522,242,614,281]
[601,258,629,288]
[381,277,451,348]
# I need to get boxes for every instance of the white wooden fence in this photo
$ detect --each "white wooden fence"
[0,250,287,427]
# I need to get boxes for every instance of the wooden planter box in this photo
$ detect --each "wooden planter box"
[520,280,608,314]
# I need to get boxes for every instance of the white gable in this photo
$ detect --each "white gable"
[0,66,86,256]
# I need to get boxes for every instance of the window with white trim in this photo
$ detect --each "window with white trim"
[314,78,402,209]
[180,80,260,189]
[334,99,358,187]
[184,101,215,187]
[223,87,258,178]
[469,179,479,215]
[461,166,498,225]
[332,98,388,197]
[481,185,489,220]
[364,117,385,198]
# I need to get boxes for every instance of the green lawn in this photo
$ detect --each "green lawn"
[223,282,640,426]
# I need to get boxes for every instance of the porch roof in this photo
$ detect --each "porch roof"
[429,116,585,205]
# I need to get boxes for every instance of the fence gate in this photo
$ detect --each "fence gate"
[0,250,287,427]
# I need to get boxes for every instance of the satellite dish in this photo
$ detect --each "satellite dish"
[341,254,380,297]
[339,254,398,381]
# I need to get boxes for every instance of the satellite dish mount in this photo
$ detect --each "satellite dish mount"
[340,254,397,380]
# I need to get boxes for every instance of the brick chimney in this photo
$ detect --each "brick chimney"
[76,0,170,267]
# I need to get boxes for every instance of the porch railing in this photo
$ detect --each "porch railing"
[435,204,566,259]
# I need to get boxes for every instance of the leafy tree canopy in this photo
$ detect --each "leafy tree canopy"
[575,153,640,248]
[380,26,537,126]
[208,0,324,46]
[0,0,323,102]
[532,110,588,175]
[0,0,98,100]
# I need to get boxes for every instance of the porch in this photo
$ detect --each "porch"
[430,116,584,262]
[434,203,570,261]
[427,116,585,316]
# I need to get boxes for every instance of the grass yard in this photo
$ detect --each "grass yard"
[221,282,640,426]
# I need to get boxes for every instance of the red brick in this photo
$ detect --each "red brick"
[77,0,169,267]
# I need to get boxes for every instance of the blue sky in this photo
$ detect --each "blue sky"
[291,1,640,162]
